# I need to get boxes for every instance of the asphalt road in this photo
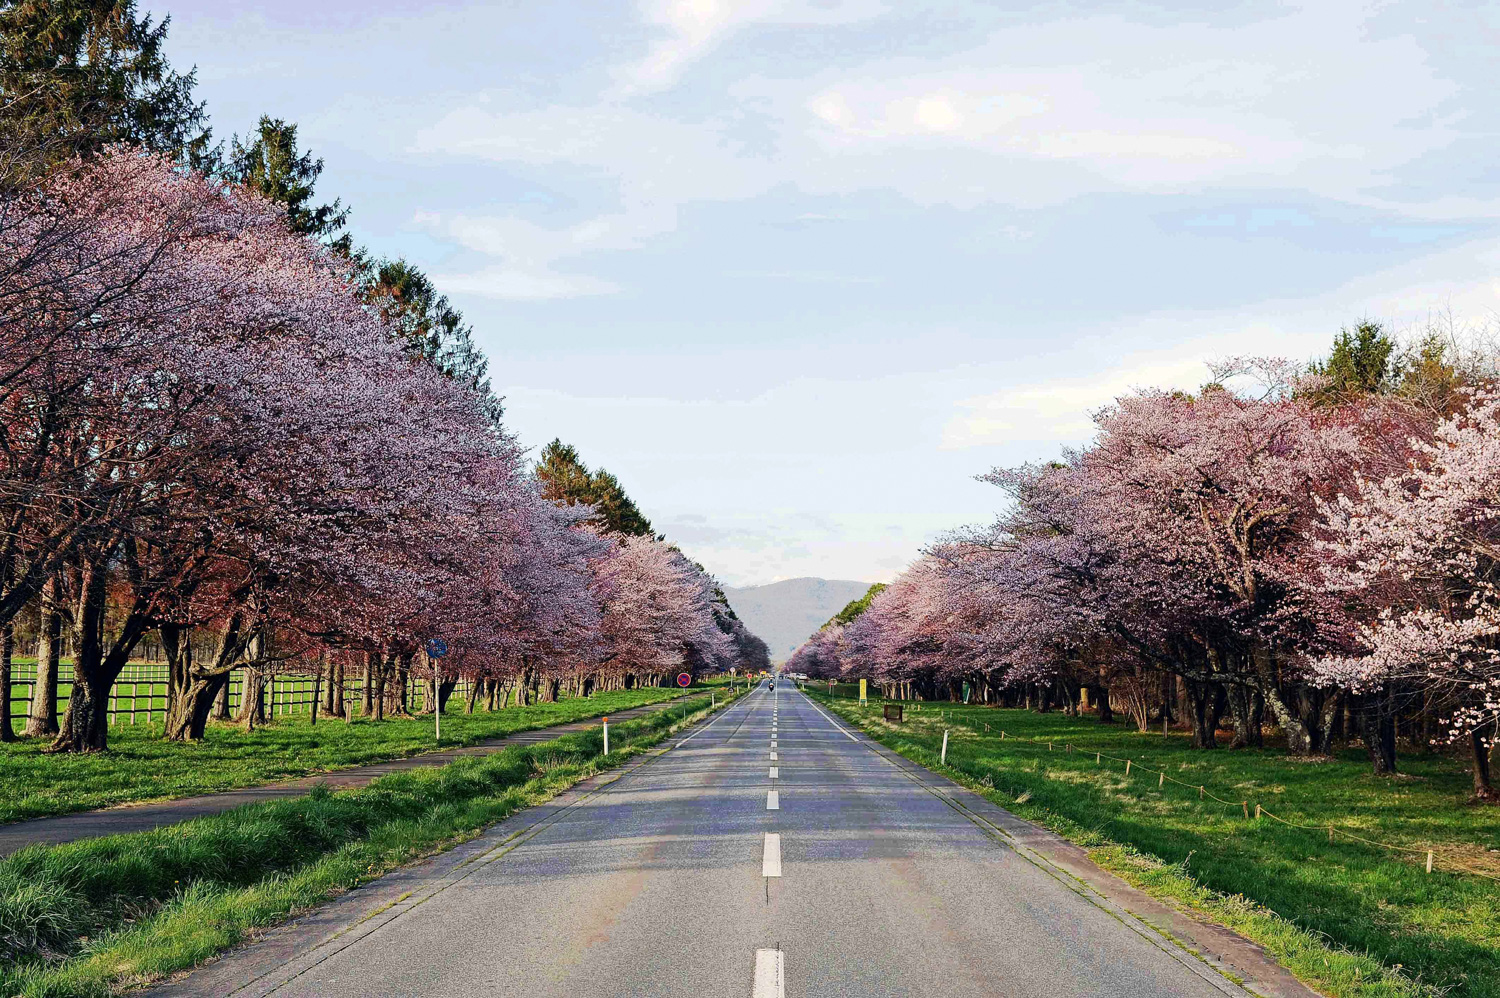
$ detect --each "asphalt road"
[157,682,1264,998]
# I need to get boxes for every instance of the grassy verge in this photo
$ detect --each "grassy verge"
[0,685,704,824]
[810,692,1500,998]
[0,687,739,998]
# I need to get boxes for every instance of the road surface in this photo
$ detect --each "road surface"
[157,682,1294,997]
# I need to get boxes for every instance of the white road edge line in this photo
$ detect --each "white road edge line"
[762,833,782,877]
[799,689,859,741]
[673,692,744,748]
[752,948,785,998]
[766,790,779,810]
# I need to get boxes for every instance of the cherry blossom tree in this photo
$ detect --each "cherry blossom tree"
[591,535,731,688]
[1312,391,1500,798]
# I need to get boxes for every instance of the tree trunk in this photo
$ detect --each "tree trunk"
[438,678,458,714]
[213,674,232,720]
[1184,679,1220,749]
[1361,691,1398,776]
[310,665,321,726]
[237,666,267,731]
[48,558,150,753]
[1225,683,1262,749]
[162,622,191,730]
[1313,692,1341,756]
[24,577,62,737]
[52,668,111,751]
[163,673,232,741]
[323,655,340,717]
[1258,677,1313,755]
[373,648,395,721]
[389,652,413,717]
[1095,666,1114,724]
[0,622,14,742]
[362,651,376,717]
[1471,724,1497,800]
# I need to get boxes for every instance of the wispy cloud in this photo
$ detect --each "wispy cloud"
[942,354,1213,449]
[615,0,888,95]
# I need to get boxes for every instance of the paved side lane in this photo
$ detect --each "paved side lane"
[1,692,709,857]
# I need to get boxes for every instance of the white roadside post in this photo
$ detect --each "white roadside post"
[941,729,949,765]
[425,638,449,745]
[603,716,610,755]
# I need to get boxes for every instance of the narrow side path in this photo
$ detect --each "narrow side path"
[0,693,710,857]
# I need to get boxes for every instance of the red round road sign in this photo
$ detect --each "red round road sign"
[677,672,692,687]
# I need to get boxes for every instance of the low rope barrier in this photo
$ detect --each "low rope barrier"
[855,701,1500,883]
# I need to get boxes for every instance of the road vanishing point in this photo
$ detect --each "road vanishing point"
[155,682,1301,997]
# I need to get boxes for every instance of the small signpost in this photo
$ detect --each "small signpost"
[858,678,867,705]
[677,672,692,688]
[425,637,448,743]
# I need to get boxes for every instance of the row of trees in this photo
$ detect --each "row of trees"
[0,1,768,751]
[791,325,1500,800]
[0,148,766,752]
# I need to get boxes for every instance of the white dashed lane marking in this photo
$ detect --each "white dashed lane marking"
[752,949,785,998]
[766,790,779,810]
[762,833,782,877]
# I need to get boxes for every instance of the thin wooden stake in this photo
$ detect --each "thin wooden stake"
[1125,759,1132,776]
[1159,772,1165,788]
[1242,801,1250,819]
[1426,850,1434,874]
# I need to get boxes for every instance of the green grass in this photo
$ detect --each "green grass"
[812,693,1500,998]
[0,685,704,824]
[0,688,738,998]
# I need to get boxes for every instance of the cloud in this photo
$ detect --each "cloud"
[399,0,1484,304]
[791,5,1461,202]
[429,266,619,301]
[616,0,888,94]
[942,354,1213,449]
[942,230,1500,451]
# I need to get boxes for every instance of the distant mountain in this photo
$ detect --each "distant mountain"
[724,577,876,662]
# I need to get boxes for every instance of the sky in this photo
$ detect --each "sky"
[156,0,1500,587]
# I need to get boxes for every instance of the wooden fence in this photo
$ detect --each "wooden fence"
[6,662,475,728]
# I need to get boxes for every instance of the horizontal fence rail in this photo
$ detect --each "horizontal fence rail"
[6,662,476,728]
